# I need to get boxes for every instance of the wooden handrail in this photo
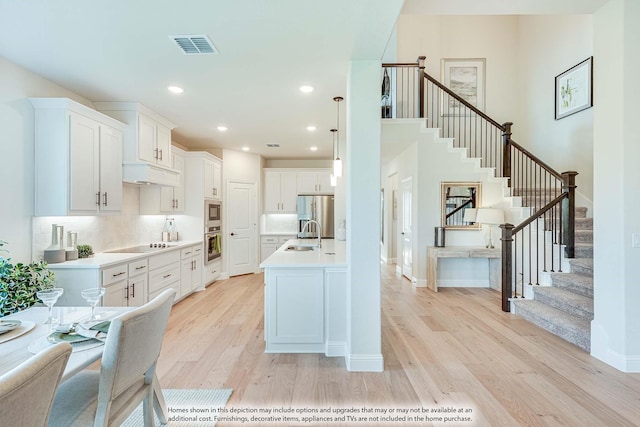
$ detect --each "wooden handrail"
[422,71,505,131]
[508,138,564,182]
[512,192,568,234]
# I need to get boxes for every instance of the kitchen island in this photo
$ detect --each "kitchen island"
[260,239,347,357]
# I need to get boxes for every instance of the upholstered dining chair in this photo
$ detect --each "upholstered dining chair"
[48,288,176,427]
[0,342,72,427]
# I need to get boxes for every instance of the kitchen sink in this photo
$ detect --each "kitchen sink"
[285,245,317,252]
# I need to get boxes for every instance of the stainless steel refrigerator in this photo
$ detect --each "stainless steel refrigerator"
[297,195,335,239]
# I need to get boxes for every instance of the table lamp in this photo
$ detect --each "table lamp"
[463,208,477,225]
[475,208,504,248]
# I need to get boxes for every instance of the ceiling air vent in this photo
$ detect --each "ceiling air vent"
[266,144,280,148]
[169,35,218,55]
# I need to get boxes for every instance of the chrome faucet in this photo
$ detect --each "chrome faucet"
[301,219,322,248]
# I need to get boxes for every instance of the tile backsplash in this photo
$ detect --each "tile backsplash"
[31,184,171,260]
[261,214,298,234]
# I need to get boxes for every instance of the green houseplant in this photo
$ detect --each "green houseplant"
[0,240,55,317]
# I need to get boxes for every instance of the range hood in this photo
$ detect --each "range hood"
[123,162,180,186]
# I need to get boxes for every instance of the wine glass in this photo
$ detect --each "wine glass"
[81,288,106,321]
[36,287,64,325]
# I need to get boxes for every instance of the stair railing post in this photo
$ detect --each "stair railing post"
[500,223,514,312]
[561,171,578,258]
[417,56,426,118]
[502,122,513,185]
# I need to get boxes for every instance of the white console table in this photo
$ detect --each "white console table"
[427,246,501,292]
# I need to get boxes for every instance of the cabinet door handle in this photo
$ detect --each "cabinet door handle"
[184,251,192,256]
[96,192,101,206]
[175,199,179,209]
[158,149,163,161]
[135,265,146,270]
[103,192,108,206]
[131,282,135,298]
[213,188,217,196]
[154,148,159,160]
[163,273,172,279]
[124,285,129,300]
[113,271,126,277]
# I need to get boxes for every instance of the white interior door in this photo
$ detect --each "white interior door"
[228,181,256,276]
[401,177,413,280]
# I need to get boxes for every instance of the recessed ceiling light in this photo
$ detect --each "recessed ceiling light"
[310,146,318,151]
[242,146,250,152]
[306,125,317,132]
[167,86,184,94]
[299,85,314,93]
[217,126,228,132]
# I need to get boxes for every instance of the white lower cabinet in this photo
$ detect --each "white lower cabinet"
[102,259,148,307]
[148,250,181,301]
[180,244,203,296]
[204,259,221,286]
[265,268,325,349]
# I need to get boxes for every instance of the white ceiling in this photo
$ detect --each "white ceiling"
[0,0,607,161]
[0,0,404,159]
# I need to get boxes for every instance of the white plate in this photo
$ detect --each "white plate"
[0,320,22,334]
[0,320,36,344]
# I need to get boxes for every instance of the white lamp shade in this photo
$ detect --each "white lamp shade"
[475,208,504,225]
[330,173,337,187]
[463,208,477,222]
[333,158,343,177]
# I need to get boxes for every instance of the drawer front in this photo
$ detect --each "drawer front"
[102,264,128,286]
[261,236,278,244]
[149,249,180,270]
[148,262,180,293]
[128,258,148,276]
[180,245,198,259]
[278,235,296,244]
[148,282,180,304]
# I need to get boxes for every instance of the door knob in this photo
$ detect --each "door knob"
[230,232,235,236]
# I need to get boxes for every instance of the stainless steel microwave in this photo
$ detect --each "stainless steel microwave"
[206,200,221,226]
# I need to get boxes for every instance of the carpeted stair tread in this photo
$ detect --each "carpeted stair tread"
[550,273,594,298]
[575,230,593,243]
[574,243,593,258]
[533,286,594,320]
[512,299,590,351]
[569,258,593,276]
[575,217,593,230]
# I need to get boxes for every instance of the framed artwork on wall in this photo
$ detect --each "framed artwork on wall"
[555,56,593,120]
[441,58,486,115]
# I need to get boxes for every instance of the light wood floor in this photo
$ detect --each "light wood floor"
[156,265,640,426]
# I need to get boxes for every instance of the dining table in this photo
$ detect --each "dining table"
[0,305,169,423]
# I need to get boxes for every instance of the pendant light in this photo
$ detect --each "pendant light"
[330,128,338,187]
[333,96,343,178]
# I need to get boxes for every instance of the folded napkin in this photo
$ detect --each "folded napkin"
[54,321,111,341]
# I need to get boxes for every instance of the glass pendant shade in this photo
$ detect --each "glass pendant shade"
[333,158,343,178]
[330,173,337,187]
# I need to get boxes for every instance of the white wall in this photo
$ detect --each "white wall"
[592,0,640,372]
[0,56,94,263]
[516,15,594,209]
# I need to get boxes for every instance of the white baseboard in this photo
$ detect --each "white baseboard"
[325,341,347,358]
[346,353,384,372]
[414,278,427,288]
[436,279,489,287]
[591,322,640,372]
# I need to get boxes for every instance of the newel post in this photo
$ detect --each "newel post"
[500,223,514,312]
[561,171,578,259]
[417,56,426,118]
[502,122,513,186]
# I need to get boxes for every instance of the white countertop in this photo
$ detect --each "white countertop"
[260,239,346,268]
[260,232,297,236]
[46,240,203,269]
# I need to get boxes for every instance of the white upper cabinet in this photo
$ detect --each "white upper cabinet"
[139,147,185,214]
[94,102,178,186]
[264,170,298,213]
[203,157,222,200]
[30,98,125,216]
[296,170,333,195]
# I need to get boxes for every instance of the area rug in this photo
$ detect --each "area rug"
[122,388,233,427]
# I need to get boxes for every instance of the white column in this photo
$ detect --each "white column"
[345,60,384,372]
[592,0,640,372]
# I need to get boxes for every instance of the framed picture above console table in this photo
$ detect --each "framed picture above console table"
[427,246,501,292]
